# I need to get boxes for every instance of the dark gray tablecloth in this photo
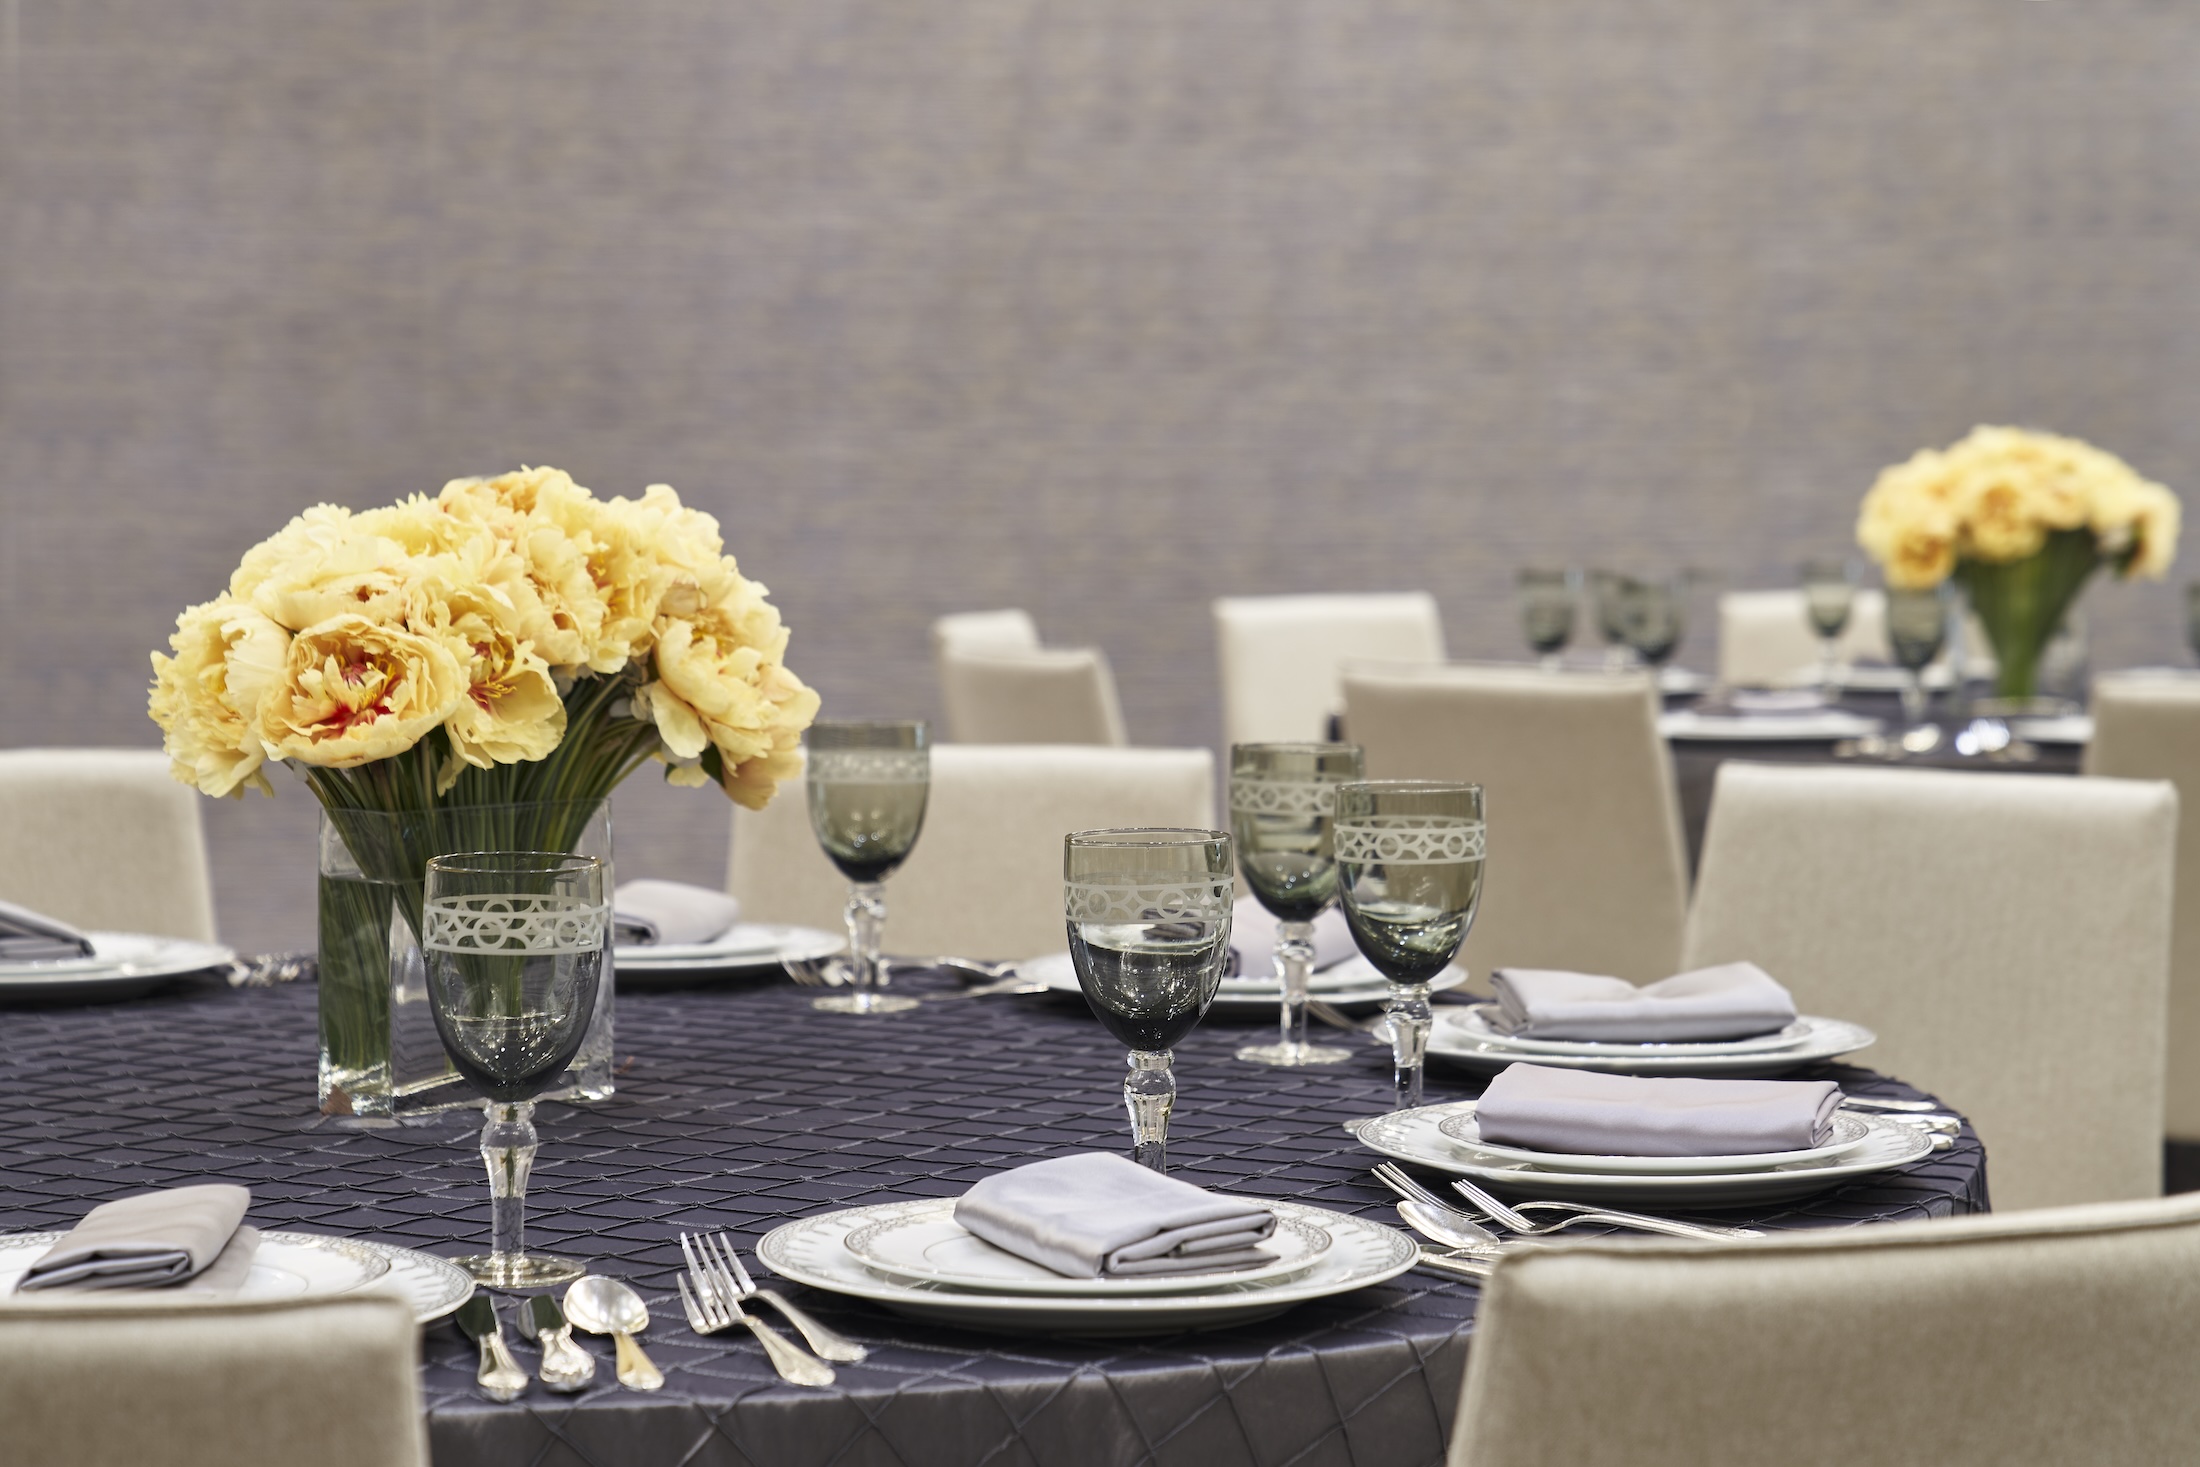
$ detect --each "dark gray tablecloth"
[0,970,1985,1467]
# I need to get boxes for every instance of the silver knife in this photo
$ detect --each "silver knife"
[454,1294,529,1403]
[525,1295,598,1392]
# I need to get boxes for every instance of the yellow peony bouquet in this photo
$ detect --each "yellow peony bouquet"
[1856,426,2180,697]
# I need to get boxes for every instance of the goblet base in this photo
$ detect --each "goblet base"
[1234,1040,1354,1067]
[454,1251,586,1288]
[811,992,921,1015]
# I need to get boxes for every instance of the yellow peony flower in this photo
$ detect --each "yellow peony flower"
[148,597,291,797]
[435,611,567,790]
[254,614,468,768]
[636,584,819,810]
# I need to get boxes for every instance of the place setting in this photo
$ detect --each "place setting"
[610,877,839,984]
[0,899,236,1004]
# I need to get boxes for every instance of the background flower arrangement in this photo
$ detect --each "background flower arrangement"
[1856,426,2181,698]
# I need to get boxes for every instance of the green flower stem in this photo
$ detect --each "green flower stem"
[1955,530,2101,701]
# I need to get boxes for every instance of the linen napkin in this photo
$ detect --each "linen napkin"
[1226,898,1356,979]
[0,898,97,964]
[1489,961,1797,1042]
[611,879,742,947]
[16,1184,252,1292]
[1473,1063,1843,1157]
[953,1152,1278,1278]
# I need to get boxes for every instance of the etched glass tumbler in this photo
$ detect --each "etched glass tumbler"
[805,720,930,1016]
[1064,829,1234,1172]
[1335,781,1485,1113]
[1229,742,1363,1068]
[423,851,608,1288]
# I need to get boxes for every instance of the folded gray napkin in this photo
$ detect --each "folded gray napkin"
[1474,1062,1843,1157]
[1489,961,1797,1042]
[174,1225,262,1296]
[612,879,742,947]
[16,1184,252,1292]
[953,1152,1278,1278]
[0,898,97,963]
[1227,898,1355,979]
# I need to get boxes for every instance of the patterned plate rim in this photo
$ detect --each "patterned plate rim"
[1427,1014,1876,1072]
[0,1230,470,1324]
[1442,1005,1816,1058]
[1432,1105,1876,1174]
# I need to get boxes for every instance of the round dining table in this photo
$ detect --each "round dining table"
[0,966,1986,1467]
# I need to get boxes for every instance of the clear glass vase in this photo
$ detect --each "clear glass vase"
[316,800,615,1121]
[1956,531,2100,702]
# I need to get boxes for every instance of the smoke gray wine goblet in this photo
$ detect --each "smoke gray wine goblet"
[805,719,929,1016]
[1229,742,1363,1068]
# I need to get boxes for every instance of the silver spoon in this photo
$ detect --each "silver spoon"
[1396,1200,1508,1260]
[564,1276,665,1391]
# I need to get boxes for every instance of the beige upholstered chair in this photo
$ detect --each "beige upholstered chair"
[1684,762,2176,1210]
[1716,588,1890,686]
[1214,592,1445,747]
[0,748,218,940]
[730,745,1214,960]
[1342,663,1688,982]
[937,647,1130,746]
[0,1291,426,1467]
[2085,671,2200,1142]
[1449,1192,2200,1467]
[930,607,1042,656]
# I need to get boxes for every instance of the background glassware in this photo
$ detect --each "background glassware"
[1334,781,1485,1112]
[1063,828,1235,1171]
[1617,577,1685,670]
[2188,583,2200,664]
[1228,742,1363,1068]
[1885,583,1949,738]
[1591,571,1640,670]
[1517,568,1579,671]
[806,720,930,1016]
[1800,558,1859,689]
[423,851,608,1288]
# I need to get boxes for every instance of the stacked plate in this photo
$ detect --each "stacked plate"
[1351,1100,1936,1208]
[1658,708,1885,742]
[1021,952,1470,1012]
[0,932,236,1003]
[756,1196,1417,1335]
[614,922,840,984]
[0,1231,472,1323]
[1427,1003,1875,1079]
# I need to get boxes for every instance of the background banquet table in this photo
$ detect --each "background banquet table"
[0,969,1985,1467]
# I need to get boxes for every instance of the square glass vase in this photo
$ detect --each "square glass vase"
[316,800,616,1120]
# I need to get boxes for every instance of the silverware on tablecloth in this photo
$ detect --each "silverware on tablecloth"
[1838,1094,1939,1114]
[924,973,1048,1000]
[519,1294,597,1393]
[676,1234,834,1386]
[695,1231,867,1363]
[782,953,849,987]
[1413,1248,1493,1282]
[1449,1175,1764,1242]
[225,951,313,988]
[454,1294,529,1403]
[1372,1165,1505,1255]
[564,1276,665,1392]
[1307,1001,1387,1037]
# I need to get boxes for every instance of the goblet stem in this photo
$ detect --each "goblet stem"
[482,1100,538,1269]
[1900,671,1927,728]
[1276,923,1315,1055]
[1388,983,1432,1112]
[844,880,886,1013]
[1820,637,1840,691]
[1125,1050,1175,1173]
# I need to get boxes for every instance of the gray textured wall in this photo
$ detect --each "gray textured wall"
[3,1,2196,951]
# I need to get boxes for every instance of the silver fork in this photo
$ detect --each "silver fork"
[702,1232,868,1363]
[676,1235,835,1386]
[1448,1174,1764,1241]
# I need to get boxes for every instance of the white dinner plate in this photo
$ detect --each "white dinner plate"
[0,1231,472,1324]
[1427,1011,1874,1078]
[1659,710,1886,742]
[1433,1104,1875,1175]
[758,1198,1417,1335]
[1022,951,1470,1011]
[2010,715,2094,745]
[0,932,236,1002]
[1351,1102,1935,1207]
[1444,1005,1814,1058]
[841,1197,1333,1296]
[615,923,842,975]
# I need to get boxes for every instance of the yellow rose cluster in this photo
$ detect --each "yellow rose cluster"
[149,468,819,806]
[1857,425,2180,589]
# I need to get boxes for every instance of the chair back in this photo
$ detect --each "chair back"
[1449,1193,2200,1467]
[730,745,1214,960]
[0,1291,426,1467]
[931,608,1042,656]
[2085,671,2200,1140]
[1716,588,1889,686]
[1213,592,1444,747]
[0,748,218,940]
[1684,761,2175,1208]
[938,647,1129,745]
[1342,663,1687,981]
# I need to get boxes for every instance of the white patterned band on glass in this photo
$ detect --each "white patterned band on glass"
[423,896,610,955]
[1063,875,1236,924]
[1333,817,1486,865]
[1229,779,1347,816]
[808,749,930,784]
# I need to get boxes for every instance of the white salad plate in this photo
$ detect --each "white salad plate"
[0,932,236,1002]
[840,1197,1333,1296]
[1447,1005,1813,1058]
[1433,1104,1876,1175]
[2009,715,2094,746]
[1427,1011,1874,1078]
[1021,951,1468,1011]
[615,923,842,975]
[758,1198,1416,1335]
[1658,710,1885,742]
[0,1231,473,1324]
[1351,1102,1934,1207]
